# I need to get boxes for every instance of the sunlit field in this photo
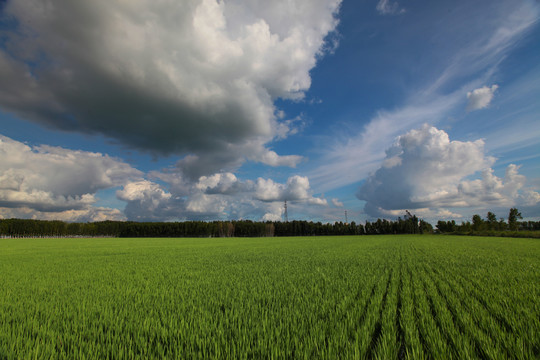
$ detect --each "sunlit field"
[1,235,539,359]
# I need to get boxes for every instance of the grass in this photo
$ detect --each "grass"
[1,235,539,359]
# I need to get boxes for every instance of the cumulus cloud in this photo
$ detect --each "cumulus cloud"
[376,0,404,15]
[0,0,341,177]
[116,177,233,222]
[357,125,540,218]
[116,180,179,221]
[466,85,498,111]
[0,134,140,220]
[115,173,327,221]
[261,202,286,222]
[196,173,252,195]
[116,180,171,203]
[254,175,327,205]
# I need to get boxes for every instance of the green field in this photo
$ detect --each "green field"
[1,235,539,359]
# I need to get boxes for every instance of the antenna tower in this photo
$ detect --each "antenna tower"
[284,200,289,222]
[345,210,348,224]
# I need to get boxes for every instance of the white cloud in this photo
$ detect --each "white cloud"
[116,181,171,203]
[116,180,176,221]
[254,175,327,205]
[332,198,344,207]
[0,0,341,177]
[115,172,327,221]
[261,202,285,222]
[466,85,498,111]
[356,125,540,218]
[186,193,227,216]
[116,175,232,221]
[196,172,249,195]
[376,0,405,15]
[0,134,141,218]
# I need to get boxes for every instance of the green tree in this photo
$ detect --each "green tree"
[486,212,497,230]
[508,208,522,231]
[472,214,484,231]
[420,220,433,234]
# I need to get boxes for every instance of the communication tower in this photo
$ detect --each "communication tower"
[284,200,289,222]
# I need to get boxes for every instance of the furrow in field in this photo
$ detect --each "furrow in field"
[365,268,393,359]
[396,260,406,360]
[345,274,380,346]
[374,259,404,360]
[410,263,454,359]
[338,262,387,358]
[453,273,514,333]
[407,265,431,359]
[420,276,461,358]
[422,263,489,360]
[418,263,477,359]
[400,259,425,359]
[428,264,532,359]
[353,268,393,359]
[422,263,507,360]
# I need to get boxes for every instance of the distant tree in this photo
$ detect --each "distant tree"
[472,214,484,231]
[420,220,433,234]
[498,218,507,231]
[508,208,522,231]
[486,212,497,230]
[436,220,456,233]
[460,221,472,232]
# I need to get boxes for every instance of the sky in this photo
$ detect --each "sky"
[0,0,539,224]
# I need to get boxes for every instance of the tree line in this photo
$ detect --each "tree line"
[436,208,540,235]
[1,208,537,238]
[0,214,427,238]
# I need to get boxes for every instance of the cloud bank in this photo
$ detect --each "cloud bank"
[0,133,327,222]
[118,172,327,222]
[0,134,141,221]
[0,0,341,177]
[357,125,540,218]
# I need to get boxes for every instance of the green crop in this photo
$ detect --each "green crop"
[1,235,539,359]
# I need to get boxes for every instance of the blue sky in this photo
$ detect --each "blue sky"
[0,0,539,223]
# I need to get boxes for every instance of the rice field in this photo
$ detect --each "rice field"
[1,235,539,359]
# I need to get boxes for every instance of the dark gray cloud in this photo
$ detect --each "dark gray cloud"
[0,0,340,176]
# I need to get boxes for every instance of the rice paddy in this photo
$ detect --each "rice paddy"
[1,235,539,359]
